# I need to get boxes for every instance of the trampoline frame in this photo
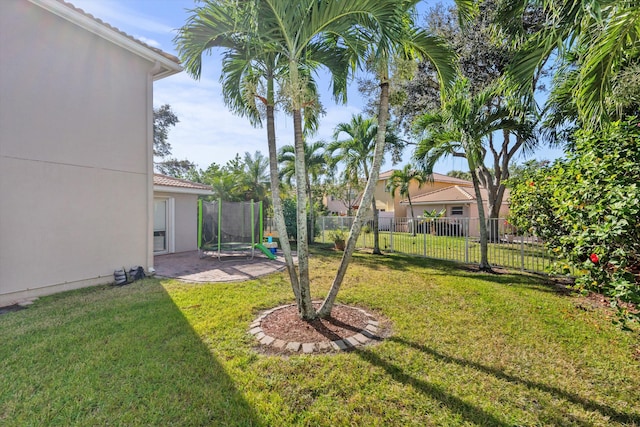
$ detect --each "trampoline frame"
[197,199,263,261]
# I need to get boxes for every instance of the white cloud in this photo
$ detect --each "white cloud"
[134,35,162,49]
[69,0,174,39]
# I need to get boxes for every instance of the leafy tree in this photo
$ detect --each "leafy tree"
[508,118,640,323]
[414,78,534,270]
[279,140,327,243]
[155,158,197,179]
[446,170,472,181]
[386,164,425,234]
[153,104,179,158]
[153,104,197,178]
[323,180,363,217]
[501,0,640,128]
[506,159,549,186]
[395,3,543,260]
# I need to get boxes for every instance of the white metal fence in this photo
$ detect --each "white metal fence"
[316,216,561,274]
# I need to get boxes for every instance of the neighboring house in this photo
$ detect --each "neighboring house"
[153,174,213,255]
[399,185,510,236]
[375,169,475,217]
[0,0,182,306]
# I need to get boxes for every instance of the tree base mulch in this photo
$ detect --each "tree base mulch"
[252,302,389,354]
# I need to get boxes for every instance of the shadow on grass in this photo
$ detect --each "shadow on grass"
[347,250,571,295]
[0,280,262,426]
[354,347,512,426]
[390,336,640,425]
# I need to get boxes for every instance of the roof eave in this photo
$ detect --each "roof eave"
[31,0,182,79]
[401,200,473,206]
[154,185,213,196]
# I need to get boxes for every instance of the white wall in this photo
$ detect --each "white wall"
[154,192,200,253]
[0,1,156,304]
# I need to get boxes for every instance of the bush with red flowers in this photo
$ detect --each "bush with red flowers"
[509,118,640,323]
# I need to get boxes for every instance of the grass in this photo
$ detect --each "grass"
[1,247,639,426]
[320,230,560,274]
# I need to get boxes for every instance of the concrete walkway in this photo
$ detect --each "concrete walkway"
[153,250,291,283]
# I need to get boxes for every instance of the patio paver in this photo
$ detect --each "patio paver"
[154,250,294,283]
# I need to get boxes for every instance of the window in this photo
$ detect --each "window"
[451,206,464,216]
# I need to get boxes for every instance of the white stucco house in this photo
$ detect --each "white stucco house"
[0,0,183,306]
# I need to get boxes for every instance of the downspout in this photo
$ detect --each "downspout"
[146,61,163,272]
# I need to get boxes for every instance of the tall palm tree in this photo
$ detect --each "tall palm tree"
[175,1,325,308]
[386,164,425,235]
[279,140,327,243]
[179,0,406,320]
[413,77,534,270]
[327,114,393,253]
[318,0,460,317]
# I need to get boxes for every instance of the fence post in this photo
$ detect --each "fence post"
[465,218,470,263]
[521,234,525,271]
[423,224,427,257]
[390,218,394,252]
[322,217,325,243]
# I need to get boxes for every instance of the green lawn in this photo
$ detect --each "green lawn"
[320,230,560,274]
[1,248,638,426]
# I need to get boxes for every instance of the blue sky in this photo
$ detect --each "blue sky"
[70,0,564,174]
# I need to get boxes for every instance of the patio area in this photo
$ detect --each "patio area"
[153,250,291,283]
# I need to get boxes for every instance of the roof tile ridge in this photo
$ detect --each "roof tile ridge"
[54,0,180,64]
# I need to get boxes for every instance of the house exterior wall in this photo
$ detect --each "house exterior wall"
[409,202,509,237]
[375,179,472,218]
[154,192,199,253]
[0,1,157,304]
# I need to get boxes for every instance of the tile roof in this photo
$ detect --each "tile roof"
[378,169,473,185]
[154,174,213,192]
[51,0,181,65]
[402,185,510,205]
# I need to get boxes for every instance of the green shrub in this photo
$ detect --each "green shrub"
[509,117,640,323]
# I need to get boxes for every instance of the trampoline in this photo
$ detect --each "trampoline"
[198,199,263,260]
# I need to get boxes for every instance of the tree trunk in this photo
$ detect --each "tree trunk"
[408,195,416,236]
[293,106,315,319]
[371,197,382,254]
[265,78,301,306]
[470,169,492,271]
[307,178,315,244]
[318,78,391,317]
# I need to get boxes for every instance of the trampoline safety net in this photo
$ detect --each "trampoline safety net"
[198,199,263,259]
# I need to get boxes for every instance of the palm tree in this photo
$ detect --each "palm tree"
[327,115,382,248]
[386,165,425,235]
[241,151,270,206]
[413,77,534,270]
[179,0,408,320]
[279,140,327,243]
[317,0,460,317]
[175,1,321,308]
[501,0,640,127]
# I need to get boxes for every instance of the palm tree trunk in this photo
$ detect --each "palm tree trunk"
[371,197,381,254]
[265,87,300,306]
[307,178,315,244]
[293,106,315,319]
[318,78,391,317]
[470,169,492,271]
[408,195,416,236]
[363,164,382,255]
